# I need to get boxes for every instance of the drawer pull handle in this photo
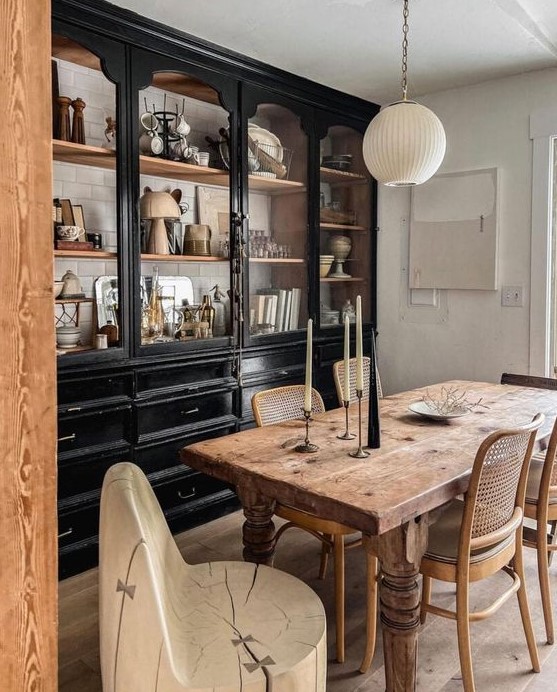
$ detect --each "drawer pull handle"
[180,407,200,416]
[58,433,76,442]
[279,370,289,376]
[58,528,73,539]
[177,488,196,500]
[66,406,81,412]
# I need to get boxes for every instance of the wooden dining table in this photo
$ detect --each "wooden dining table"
[180,380,557,691]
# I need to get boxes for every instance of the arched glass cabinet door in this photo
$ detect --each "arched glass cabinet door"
[243,94,310,342]
[318,123,375,331]
[51,26,126,363]
[130,50,238,356]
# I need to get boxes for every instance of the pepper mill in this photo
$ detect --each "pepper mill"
[71,98,86,144]
[57,96,72,141]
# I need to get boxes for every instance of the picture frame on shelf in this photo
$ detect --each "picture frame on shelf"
[60,198,75,225]
[72,204,87,241]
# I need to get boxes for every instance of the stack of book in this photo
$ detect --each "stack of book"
[251,287,302,332]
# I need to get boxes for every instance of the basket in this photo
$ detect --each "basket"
[219,139,293,180]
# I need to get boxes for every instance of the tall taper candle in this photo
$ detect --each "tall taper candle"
[356,296,364,391]
[304,318,313,412]
[367,330,381,448]
[343,316,350,402]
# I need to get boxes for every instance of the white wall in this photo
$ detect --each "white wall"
[377,67,557,395]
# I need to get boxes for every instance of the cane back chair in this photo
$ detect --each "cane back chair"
[420,414,543,691]
[252,385,365,667]
[501,372,557,644]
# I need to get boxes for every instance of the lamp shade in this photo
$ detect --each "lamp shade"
[362,100,446,186]
[140,190,181,219]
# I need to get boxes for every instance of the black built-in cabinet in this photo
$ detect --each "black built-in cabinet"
[53,0,378,577]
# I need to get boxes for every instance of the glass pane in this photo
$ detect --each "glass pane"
[319,125,372,328]
[247,104,308,336]
[52,34,121,354]
[138,72,232,345]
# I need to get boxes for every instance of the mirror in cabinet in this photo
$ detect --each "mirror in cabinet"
[52,32,123,356]
[246,104,308,338]
[319,125,372,329]
[136,69,233,347]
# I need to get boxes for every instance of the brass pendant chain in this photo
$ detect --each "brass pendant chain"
[401,0,409,101]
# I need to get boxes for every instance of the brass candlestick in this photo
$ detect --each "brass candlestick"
[295,409,319,453]
[349,390,370,458]
[337,400,356,440]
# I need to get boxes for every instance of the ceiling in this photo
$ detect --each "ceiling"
[110,0,557,104]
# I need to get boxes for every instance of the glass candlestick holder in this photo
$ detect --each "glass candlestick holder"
[295,409,319,453]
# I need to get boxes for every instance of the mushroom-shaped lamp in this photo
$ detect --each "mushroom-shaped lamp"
[140,189,181,255]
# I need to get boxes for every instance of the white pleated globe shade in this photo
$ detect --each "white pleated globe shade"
[363,100,446,186]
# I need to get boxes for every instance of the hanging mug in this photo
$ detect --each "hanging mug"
[171,113,191,136]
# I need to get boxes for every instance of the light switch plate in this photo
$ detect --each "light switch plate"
[502,285,524,307]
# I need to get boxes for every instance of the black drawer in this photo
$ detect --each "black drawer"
[134,423,237,476]
[57,405,132,456]
[58,500,100,553]
[136,390,235,441]
[136,359,233,395]
[58,447,132,500]
[242,347,305,375]
[152,468,231,513]
[58,372,133,407]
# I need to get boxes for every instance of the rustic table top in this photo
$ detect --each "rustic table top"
[180,380,557,535]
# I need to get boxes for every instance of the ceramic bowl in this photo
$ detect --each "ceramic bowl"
[54,281,64,298]
[56,325,81,349]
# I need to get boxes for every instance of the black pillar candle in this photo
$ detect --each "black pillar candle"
[367,330,381,449]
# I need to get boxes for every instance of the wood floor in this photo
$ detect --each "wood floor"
[59,510,557,691]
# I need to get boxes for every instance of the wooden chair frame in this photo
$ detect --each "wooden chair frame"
[251,384,376,670]
[420,415,543,692]
[502,372,557,643]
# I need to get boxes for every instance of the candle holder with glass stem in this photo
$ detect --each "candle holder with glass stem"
[349,390,370,458]
[295,409,319,453]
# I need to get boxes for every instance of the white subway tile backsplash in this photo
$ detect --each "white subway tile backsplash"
[55,260,78,276]
[77,167,105,185]
[53,163,77,182]
[63,181,92,199]
[77,261,108,277]
[90,185,116,202]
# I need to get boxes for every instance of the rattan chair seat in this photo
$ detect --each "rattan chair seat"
[424,499,515,565]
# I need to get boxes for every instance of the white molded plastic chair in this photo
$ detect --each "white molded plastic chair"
[99,462,327,692]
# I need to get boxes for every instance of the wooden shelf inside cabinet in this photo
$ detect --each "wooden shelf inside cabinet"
[249,258,305,264]
[320,223,368,232]
[54,250,117,259]
[53,140,115,169]
[140,254,227,262]
[140,155,305,193]
[320,167,368,185]
[55,297,95,304]
[320,277,366,283]
[56,345,95,355]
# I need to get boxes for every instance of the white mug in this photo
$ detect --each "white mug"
[95,333,108,349]
[172,114,191,136]
[197,151,210,167]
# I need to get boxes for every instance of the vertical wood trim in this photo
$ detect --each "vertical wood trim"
[0,0,57,690]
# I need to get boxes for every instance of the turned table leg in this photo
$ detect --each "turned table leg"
[374,515,429,692]
[237,485,277,566]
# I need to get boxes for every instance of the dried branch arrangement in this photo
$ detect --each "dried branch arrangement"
[421,386,488,415]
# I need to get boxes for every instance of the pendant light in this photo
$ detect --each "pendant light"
[362,0,446,186]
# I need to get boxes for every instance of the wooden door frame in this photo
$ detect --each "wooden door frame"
[0,0,58,690]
